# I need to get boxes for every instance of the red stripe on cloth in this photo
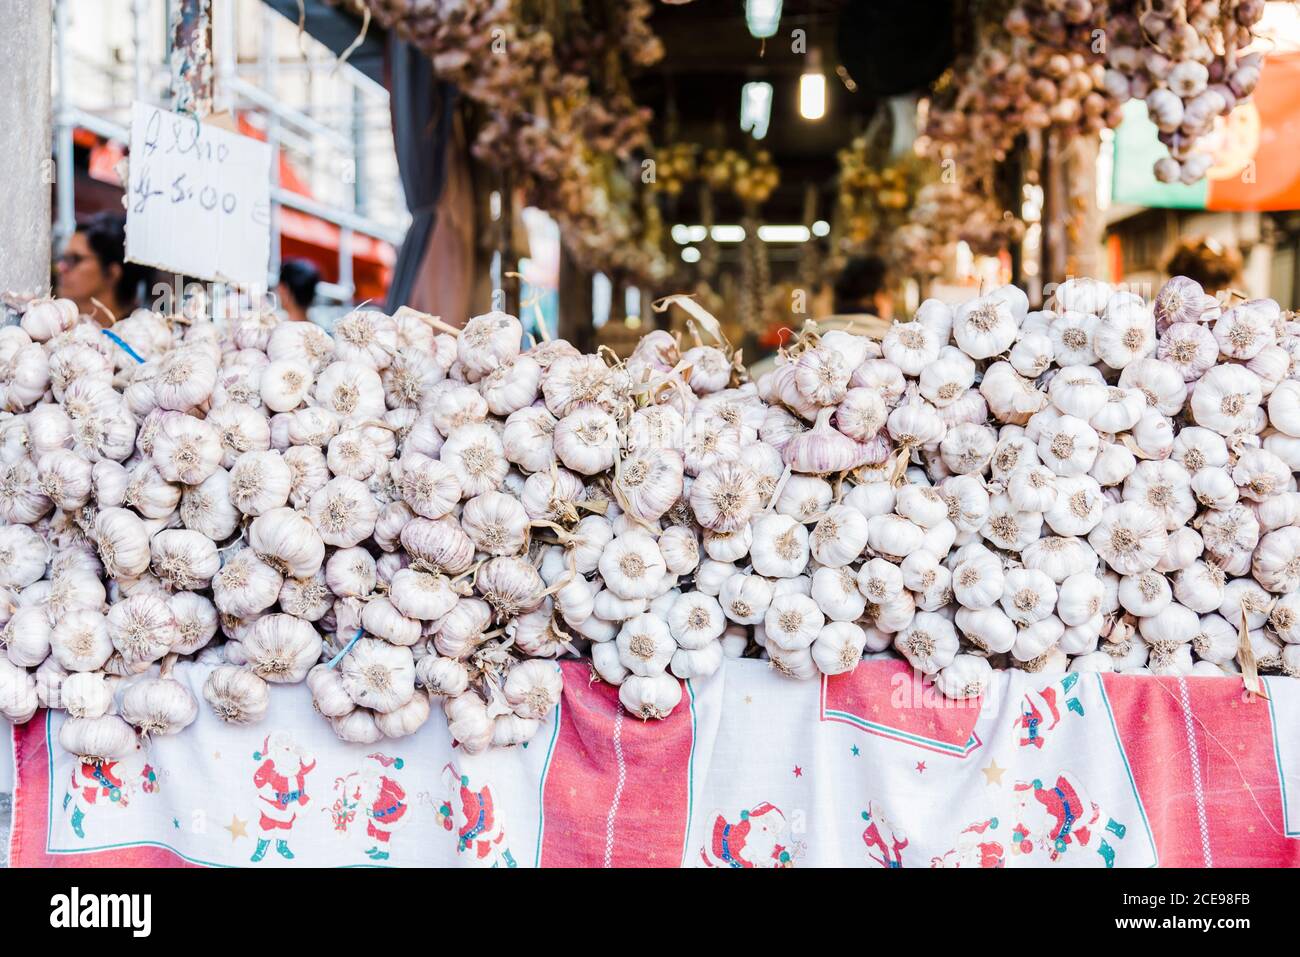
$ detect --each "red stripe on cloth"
[822,659,983,757]
[1101,675,1298,867]
[538,662,694,867]
[10,714,199,868]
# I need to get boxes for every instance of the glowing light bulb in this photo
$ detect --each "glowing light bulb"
[799,71,826,121]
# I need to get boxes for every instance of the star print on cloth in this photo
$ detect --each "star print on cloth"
[172,818,180,829]
[793,766,803,778]
[851,745,860,756]
[982,759,1005,785]
[224,815,248,841]
[916,762,926,774]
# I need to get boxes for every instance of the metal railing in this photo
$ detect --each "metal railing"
[51,0,407,307]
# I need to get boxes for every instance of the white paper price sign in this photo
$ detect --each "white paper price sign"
[125,101,272,288]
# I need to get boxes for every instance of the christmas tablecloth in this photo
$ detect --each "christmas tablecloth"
[9,659,1300,868]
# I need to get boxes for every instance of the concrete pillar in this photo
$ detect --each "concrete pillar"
[0,0,53,304]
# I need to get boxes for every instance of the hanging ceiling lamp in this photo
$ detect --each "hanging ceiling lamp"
[740,81,773,140]
[799,49,826,120]
[745,0,783,39]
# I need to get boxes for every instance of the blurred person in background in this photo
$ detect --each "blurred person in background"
[1163,236,1243,296]
[55,211,153,324]
[751,254,896,377]
[277,258,321,324]
[833,255,895,323]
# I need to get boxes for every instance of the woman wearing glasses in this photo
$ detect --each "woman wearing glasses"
[55,211,154,324]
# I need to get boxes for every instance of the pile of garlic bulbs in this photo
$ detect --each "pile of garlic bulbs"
[2,277,1298,766]
[0,302,573,760]
[1099,0,1264,184]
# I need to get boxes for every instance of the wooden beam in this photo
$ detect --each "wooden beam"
[558,245,593,352]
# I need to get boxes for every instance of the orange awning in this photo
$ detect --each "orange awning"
[278,206,396,304]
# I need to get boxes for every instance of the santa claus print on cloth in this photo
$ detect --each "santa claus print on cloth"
[1007,771,1128,867]
[324,753,410,862]
[861,800,908,868]
[1014,674,1085,750]
[697,802,798,868]
[930,818,1005,868]
[250,731,316,863]
[360,753,408,860]
[437,763,517,868]
[63,759,128,840]
[60,745,156,841]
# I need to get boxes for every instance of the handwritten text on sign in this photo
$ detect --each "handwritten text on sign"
[125,101,272,288]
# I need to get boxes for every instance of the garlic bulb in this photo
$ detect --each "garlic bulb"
[397,453,461,519]
[121,676,199,736]
[763,593,824,652]
[106,594,178,667]
[476,556,546,617]
[212,548,283,618]
[61,670,113,719]
[1191,364,1262,436]
[666,591,726,650]
[150,529,220,590]
[894,612,959,674]
[615,613,676,676]
[376,691,431,739]
[934,653,993,700]
[339,638,416,713]
[751,514,810,578]
[440,422,507,497]
[250,507,326,578]
[0,655,38,721]
[94,507,152,578]
[810,621,867,675]
[50,608,113,672]
[389,567,458,622]
[58,714,136,763]
[658,525,700,576]
[227,450,292,516]
[307,663,355,717]
[1089,502,1168,575]
[599,532,666,600]
[201,665,270,723]
[954,295,1017,359]
[811,566,866,622]
[308,477,379,548]
[810,504,870,568]
[503,659,563,720]
[361,597,421,646]
[615,671,679,719]
[242,614,322,683]
[331,707,385,745]
[151,412,222,485]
